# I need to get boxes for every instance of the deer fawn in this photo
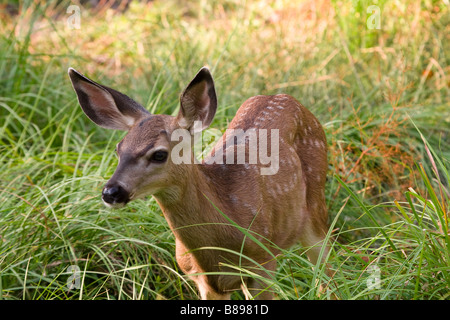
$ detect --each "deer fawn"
[68,67,329,300]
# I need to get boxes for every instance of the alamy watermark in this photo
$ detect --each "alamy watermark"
[367,4,381,30]
[67,4,81,30]
[66,265,81,291]
[366,265,381,290]
[171,121,280,176]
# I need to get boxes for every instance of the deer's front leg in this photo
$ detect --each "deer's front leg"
[175,239,230,300]
[241,260,277,300]
[196,276,231,300]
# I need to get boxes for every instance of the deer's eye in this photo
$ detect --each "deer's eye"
[150,150,168,163]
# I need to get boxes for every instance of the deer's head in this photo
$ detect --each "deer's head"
[68,67,217,208]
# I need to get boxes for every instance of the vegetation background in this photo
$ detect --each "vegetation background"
[0,0,448,300]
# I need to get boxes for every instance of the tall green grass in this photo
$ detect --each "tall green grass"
[0,0,448,299]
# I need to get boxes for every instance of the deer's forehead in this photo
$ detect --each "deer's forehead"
[118,116,172,154]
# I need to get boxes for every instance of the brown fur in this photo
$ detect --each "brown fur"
[155,94,329,299]
[68,67,329,300]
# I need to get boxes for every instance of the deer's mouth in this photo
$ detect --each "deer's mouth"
[103,200,127,209]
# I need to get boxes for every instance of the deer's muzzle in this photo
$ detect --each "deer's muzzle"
[102,184,130,208]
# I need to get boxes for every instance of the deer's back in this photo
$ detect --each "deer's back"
[202,94,328,250]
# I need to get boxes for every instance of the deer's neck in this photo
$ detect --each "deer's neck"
[153,163,228,244]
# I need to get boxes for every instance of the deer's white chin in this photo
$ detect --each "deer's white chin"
[102,200,127,209]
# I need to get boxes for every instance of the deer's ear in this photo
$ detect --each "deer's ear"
[177,67,217,134]
[68,68,150,131]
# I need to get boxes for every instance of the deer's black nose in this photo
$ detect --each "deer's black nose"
[102,185,129,205]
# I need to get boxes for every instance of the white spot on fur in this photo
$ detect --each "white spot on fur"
[274,94,289,101]
[269,187,276,197]
[289,146,297,155]
[293,113,300,124]
[285,156,291,167]
[314,140,321,148]
[276,183,282,195]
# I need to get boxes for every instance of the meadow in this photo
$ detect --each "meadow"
[0,0,448,300]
